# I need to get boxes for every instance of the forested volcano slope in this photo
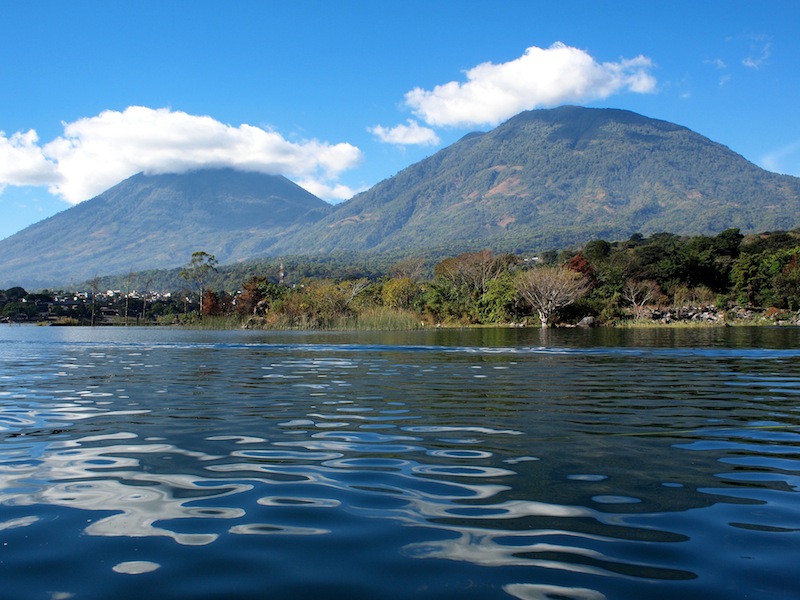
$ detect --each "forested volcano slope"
[0,169,332,287]
[275,106,800,255]
[2,106,799,289]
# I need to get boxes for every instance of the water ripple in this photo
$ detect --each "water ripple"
[2,326,799,599]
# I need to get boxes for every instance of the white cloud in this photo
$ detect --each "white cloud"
[0,129,61,187]
[742,37,771,69]
[403,42,657,128]
[705,58,727,70]
[369,120,441,146]
[296,178,363,202]
[0,107,363,204]
[742,43,771,69]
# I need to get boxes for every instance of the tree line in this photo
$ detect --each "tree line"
[2,228,799,328]
[212,227,800,328]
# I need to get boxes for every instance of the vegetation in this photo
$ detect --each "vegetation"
[0,169,332,288]
[4,108,800,291]
[3,229,799,329]
[180,251,218,316]
[268,106,800,256]
[516,266,590,327]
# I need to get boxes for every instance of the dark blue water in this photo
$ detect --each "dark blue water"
[1,325,799,599]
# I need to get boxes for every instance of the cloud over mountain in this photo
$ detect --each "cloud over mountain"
[373,42,657,145]
[406,43,656,128]
[0,107,363,204]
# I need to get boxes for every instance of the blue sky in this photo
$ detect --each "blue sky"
[1,1,798,241]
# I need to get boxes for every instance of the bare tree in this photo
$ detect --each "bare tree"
[342,278,371,307]
[435,250,515,296]
[391,257,426,281]
[622,278,663,313]
[516,266,590,328]
[321,278,370,316]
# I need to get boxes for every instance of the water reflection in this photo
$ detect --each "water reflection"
[504,583,607,600]
[1,326,799,599]
[0,432,245,545]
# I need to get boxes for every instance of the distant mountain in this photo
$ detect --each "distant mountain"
[0,169,331,288]
[3,106,800,289]
[272,106,800,255]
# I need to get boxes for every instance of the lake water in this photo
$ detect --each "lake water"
[1,325,799,599]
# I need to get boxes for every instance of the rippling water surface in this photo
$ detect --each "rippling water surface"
[1,325,799,599]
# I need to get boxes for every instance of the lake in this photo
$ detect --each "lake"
[1,325,799,599]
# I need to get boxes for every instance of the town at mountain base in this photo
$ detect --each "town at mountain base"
[1,105,799,289]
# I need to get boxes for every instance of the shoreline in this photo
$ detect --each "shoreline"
[9,314,799,331]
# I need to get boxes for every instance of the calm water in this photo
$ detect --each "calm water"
[1,325,799,599]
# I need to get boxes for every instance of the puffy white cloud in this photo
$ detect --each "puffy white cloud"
[369,120,440,146]
[404,42,657,128]
[0,107,363,204]
[0,129,61,188]
[296,178,363,202]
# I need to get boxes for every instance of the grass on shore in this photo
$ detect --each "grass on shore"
[174,307,425,331]
[39,306,798,330]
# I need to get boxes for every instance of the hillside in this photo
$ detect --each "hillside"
[272,106,800,255]
[0,169,331,288]
[3,106,800,289]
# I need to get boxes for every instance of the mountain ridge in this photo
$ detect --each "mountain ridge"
[273,106,800,256]
[2,106,800,288]
[0,168,332,287]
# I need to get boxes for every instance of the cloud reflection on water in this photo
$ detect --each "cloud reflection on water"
[0,432,246,545]
[0,423,694,584]
[3,327,799,599]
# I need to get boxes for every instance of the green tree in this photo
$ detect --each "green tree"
[432,250,516,323]
[476,273,522,323]
[582,239,612,264]
[731,246,800,308]
[239,276,286,316]
[712,228,744,257]
[634,233,686,287]
[2,301,37,321]
[180,251,218,316]
[4,287,28,302]
[774,252,800,310]
[382,277,419,309]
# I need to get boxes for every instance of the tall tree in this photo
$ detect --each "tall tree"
[180,252,218,317]
[87,276,102,326]
[140,275,154,321]
[123,271,135,325]
[432,250,517,322]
